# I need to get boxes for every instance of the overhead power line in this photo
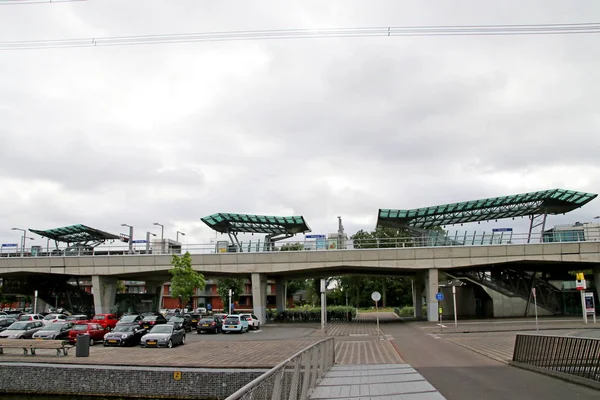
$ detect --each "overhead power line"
[1,22,599,50]
[0,0,87,5]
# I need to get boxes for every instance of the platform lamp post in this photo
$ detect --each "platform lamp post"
[121,224,134,254]
[153,223,164,254]
[11,228,26,257]
[176,231,185,243]
[146,232,156,254]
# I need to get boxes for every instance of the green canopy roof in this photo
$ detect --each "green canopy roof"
[29,224,121,244]
[201,213,311,235]
[378,189,598,229]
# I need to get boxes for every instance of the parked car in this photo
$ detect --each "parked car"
[188,314,202,329]
[32,321,74,340]
[117,314,143,326]
[103,324,146,347]
[140,324,185,348]
[167,315,192,332]
[92,314,119,331]
[238,314,260,330]
[42,313,68,325]
[68,322,106,345]
[66,314,89,322]
[18,314,44,322]
[0,321,44,339]
[0,318,17,333]
[222,315,249,334]
[139,314,167,330]
[212,313,228,321]
[196,316,223,334]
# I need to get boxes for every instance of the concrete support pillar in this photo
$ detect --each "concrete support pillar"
[593,266,600,301]
[146,281,165,311]
[276,280,286,313]
[91,276,117,315]
[252,273,267,324]
[425,268,439,322]
[412,275,424,319]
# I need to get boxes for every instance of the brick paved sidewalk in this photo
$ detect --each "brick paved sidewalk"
[0,339,320,368]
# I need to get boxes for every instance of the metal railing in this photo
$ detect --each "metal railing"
[513,334,600,382]
[0,231,595,258]
[226,337,335,400]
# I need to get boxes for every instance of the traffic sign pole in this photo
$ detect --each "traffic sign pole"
[452,286,457,329]
[371,291,382,339]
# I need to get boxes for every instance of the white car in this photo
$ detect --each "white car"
[42,313,68,325]
[221,315,249,334]
[238,313,260,330]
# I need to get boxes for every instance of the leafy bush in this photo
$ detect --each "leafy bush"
[395,306,428,317]
[273,306,356,322]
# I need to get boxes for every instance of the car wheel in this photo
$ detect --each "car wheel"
[103,341,108,347]
[167,339,173,348]
[90,338,94,346]
[181,336,186,345]
[256,324,260,330]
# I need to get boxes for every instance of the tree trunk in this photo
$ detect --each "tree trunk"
[382,279,387,308]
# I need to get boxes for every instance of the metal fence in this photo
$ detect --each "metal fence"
[513,334,600,382]
[226,337,335,400]
[0,231,595,258]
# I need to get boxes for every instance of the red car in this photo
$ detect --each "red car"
[91,314,119,331]
[68,322,107,345]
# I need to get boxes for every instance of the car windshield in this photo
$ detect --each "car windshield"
[225,318,239,323]
[169,317,184,323]
[150,325,172,334]
[40,323,65,331]
[18,316,31,321]
[119,315,138,323]
[8,322,29,330]
[112,325,135,333]
[73,325,89,331]
[200,318,214,323]
[93,315,106,320]
[43,314,59,320]
[143,316,158,321]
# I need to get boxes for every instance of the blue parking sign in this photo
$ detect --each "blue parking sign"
[435,292,444,301]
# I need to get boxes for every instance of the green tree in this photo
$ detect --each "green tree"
[169,252,205,308]
[116,281,127,294]
[216,277,245,313]
[279,242,304,251]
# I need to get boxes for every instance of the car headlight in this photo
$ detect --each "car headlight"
[104,334,108,339]
[121,334,128,339]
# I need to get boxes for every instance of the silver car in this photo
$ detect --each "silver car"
[0,321,43,339]
[140,324,185,348]
[32,321,74,340]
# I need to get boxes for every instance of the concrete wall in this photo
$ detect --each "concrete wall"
[438,286,477,318]
[481,287,554,318]
[0,363,266,399]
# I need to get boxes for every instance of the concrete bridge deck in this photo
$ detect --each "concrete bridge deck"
[1,242,598,279]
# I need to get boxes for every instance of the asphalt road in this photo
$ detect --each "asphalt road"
[384,323,600,400]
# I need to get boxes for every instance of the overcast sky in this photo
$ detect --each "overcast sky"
[1,0,599,249]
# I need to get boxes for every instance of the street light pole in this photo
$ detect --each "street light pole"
[153,222,164,241]
[146,232,156,254]
[11,228,26,257]
[176,231,185,243]
[121,224,134,254]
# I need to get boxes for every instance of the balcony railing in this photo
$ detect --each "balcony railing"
[0,231,594,258]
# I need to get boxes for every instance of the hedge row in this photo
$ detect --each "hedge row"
[271,306,357,322]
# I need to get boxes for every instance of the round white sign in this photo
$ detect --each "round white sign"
[371,291,381,302]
